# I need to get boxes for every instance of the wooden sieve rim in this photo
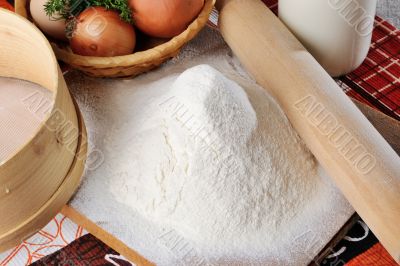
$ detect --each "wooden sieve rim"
[0,8,59,162]
[0,8,82,240]
[0,97,87,252]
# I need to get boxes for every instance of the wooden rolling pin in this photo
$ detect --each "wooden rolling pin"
[216,0,400,262]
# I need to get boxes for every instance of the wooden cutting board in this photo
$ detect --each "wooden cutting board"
[60,100,399,266]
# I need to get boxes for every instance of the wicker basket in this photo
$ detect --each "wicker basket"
[15,0,215,78]
[0,9,87,251]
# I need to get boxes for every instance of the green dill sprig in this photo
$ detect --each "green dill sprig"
[91,0,132,23]
[44,0,88,20]
[44,0,133,23]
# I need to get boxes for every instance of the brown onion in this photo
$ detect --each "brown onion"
[70,7,136,57]
[129,0,204,38]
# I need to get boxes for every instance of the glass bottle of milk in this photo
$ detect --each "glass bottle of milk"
[279,0,377,77]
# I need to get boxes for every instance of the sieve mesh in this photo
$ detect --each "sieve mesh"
[0,77,53,163]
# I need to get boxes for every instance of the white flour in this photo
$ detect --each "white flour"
[69,27,353,265]
[109,64,318,258]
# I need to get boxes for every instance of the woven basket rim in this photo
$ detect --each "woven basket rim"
[18,0,215,68]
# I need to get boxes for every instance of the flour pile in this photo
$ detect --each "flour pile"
[70,28,354,264]
[110,65,319,257]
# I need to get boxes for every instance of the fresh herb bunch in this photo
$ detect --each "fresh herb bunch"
[44,0,89,19]
[44,0,133,23]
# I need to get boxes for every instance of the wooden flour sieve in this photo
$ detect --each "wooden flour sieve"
[217,0,400,262]
[0,9,87,252]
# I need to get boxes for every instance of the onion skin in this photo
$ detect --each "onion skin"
[129,0,204,38]
[70,7,136,57]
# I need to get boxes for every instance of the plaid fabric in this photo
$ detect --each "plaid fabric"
[346,243,399,266]
[343,17,400,120]
[31,234,132,266]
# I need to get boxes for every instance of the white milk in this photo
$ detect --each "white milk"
[279,0,377,77]
[0,77,53,163]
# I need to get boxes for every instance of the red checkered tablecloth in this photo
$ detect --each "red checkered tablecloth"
[344,16,400,119]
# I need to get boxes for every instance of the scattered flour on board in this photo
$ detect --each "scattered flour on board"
[68,29,353,264]
[109,65,319,258]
